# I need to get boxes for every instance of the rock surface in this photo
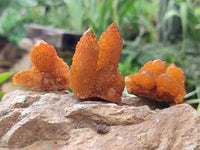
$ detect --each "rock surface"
[0,90,199,150]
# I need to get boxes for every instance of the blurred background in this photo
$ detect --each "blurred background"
[0,0,199,109]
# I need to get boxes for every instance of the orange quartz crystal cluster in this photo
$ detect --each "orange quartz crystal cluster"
[125,59,186,104]
[13,40,70,91]
[70,23,124,103]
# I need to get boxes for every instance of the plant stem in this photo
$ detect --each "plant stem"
[184,90,197,99]
[197,103,200,114]
[184,99,200,104]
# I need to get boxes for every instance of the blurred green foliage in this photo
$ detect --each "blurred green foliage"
[0,73,12,99]
[158,0,200,49]
[0,0,157,42]
[0,7,34,44]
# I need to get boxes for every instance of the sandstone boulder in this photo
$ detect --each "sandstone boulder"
[0,90,199,150]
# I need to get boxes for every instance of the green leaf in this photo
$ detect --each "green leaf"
[185,99,200,104]
[164,10,180,21]
[0,72,12,83]
[68,88,73,93]
[197,103,200,114]
[180,3,188,39]
[0,92,5,99]
[196,86,200,98]
[185,89,198,99]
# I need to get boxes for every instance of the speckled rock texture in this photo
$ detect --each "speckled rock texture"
[0,90,199,150]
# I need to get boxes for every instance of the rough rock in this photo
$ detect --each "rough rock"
[0,44,19,69]
[0,90,199,150]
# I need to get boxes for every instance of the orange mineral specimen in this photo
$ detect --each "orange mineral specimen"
[70,23,124,103]
[125,59,186,104]
[13,40,70,91]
